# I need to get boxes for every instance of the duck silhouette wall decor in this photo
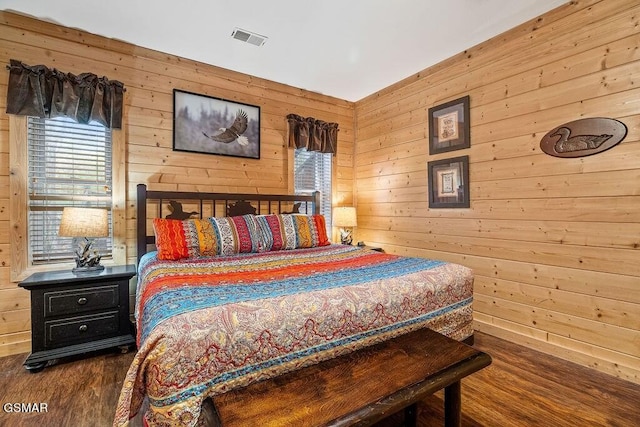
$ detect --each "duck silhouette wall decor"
[540,118,627,158]
[552,127,612,153]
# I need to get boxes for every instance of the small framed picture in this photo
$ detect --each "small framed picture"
[173,89,260,159]
[428,155,470,208]
[428,95,470,154]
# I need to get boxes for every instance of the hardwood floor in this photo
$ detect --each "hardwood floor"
[0,332,638,427]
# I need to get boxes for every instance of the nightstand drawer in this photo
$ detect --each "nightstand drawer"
[45,311,119,348]
[44,285,119,317]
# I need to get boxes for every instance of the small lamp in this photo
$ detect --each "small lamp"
[58,207,109,273]
[333,206,357,245]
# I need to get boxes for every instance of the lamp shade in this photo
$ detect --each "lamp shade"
[333,206,357,227]
[58,207,109,238]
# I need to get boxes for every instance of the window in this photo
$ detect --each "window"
[27,116,113,265]
[294,149,332,231]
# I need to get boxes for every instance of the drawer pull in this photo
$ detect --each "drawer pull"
[77,297,88,305]
[79,324,88,333]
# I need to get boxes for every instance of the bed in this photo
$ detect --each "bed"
[114,184,474,426]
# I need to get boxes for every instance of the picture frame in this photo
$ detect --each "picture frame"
[173,89,260,159]
[428,95,470,154]
[428,155,470,208]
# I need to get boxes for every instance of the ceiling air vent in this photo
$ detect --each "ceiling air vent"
[231,28,268,47]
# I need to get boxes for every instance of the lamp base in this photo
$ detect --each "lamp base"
[72,238,104,274]
[72,264,105,275]
[339,228,353,245]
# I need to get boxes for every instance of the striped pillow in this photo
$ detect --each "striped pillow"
[152,215,261,260]
[204,215,262,256]
[254,214,330,251]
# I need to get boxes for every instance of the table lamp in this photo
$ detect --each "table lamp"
[58,207,109,273]
[333,206,357,245]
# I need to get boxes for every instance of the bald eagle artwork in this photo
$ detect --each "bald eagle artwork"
[173,89,260,159]
[203,109,249,146]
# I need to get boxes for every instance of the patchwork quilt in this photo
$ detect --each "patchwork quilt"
[114,244,473,426]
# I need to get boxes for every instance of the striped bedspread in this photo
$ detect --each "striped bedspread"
[114,244,474,426]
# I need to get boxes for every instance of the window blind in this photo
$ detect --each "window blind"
[27,116,113,265]
[294,148,332,232]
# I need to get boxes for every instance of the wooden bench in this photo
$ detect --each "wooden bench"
[210,328,491,426]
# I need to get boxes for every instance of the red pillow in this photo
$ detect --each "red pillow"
[152,218,191,260]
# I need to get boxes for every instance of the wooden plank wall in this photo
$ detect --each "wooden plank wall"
[354,0,639,384]
[0,11,354,357]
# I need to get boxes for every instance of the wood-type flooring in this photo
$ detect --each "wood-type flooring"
[0,332,638,426]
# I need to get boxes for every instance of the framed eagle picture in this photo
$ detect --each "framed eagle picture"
[173,89,260,159]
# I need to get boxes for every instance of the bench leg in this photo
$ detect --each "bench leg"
[444,380,462,427]
[403,403,418,427]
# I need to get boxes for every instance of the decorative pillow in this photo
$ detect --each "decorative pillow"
[254,214,330,251]
[152,218,198,260]
[311,214,331,246]
[153,215,261,260]
[253,214,289,251]
[204,215,262,256]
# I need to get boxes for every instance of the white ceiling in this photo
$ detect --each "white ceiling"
[1,0,567,101]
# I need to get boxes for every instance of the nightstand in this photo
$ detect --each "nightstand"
[19,265,136,373]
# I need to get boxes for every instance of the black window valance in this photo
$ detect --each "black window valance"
[5,59,125,129]
[286,114,338,155]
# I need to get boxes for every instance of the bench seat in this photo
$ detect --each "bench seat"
[210,328,491,427]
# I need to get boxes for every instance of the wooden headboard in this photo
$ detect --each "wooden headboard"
[136,184,321,264]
